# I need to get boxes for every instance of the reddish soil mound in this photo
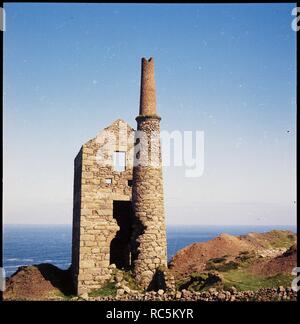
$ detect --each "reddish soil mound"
[249,244,297,277]
[169,233,254,279]
[3,264,72,301]
[169,231,296,280]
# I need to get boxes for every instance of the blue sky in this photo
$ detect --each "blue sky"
[3,3,296,225]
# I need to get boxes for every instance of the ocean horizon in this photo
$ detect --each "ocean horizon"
[3,224,296,277]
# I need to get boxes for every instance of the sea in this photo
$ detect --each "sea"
[3,224,296,277]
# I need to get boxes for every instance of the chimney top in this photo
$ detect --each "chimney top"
[141,57,154,63]
[139,57,157,116]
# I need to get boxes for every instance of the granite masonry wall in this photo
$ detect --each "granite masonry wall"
[71,119,135,294]
[131,58,168,289]
[131,116,167,289]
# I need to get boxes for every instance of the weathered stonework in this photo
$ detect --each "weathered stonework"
[139,57,157,116]
[72,119,135,295]
[131,58,167,289]
[71,57,167,294]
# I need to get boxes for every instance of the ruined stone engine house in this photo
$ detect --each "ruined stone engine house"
[71,57,167,294]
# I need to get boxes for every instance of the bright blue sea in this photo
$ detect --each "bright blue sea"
[3,224,296,277]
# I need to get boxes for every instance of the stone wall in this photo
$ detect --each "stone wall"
[71,147,82,290]
[131,116,167,289]
[71,119,135,294]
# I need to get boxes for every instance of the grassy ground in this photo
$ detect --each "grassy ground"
[177,247,294,292]
[88,282,117,297]
[88,270,142,298]
[222,269,293,291]
[252,230,296,249]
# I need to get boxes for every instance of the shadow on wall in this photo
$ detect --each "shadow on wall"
[130,213,146,272]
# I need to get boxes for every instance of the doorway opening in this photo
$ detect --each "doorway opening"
[110,200,133,270]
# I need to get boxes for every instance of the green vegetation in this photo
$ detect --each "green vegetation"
[235,251,256,263]
[222,269,293,291]
[121,270,141,291]
[176,267,294,293]
[55,291,76,301]
[240,251,250,255]
[208,257,227,264]
[88,269,142,297]
[258,230,296,249]
[177,242,295,293]
[217,261,239,272]
[176,272,223,291]
[206,260,239,272]
[205,251,255,272]
[217,246,294,291]
[88,282,117,297]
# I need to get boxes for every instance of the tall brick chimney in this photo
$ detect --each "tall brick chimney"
[139,57,157,116]
[131,57,167,289]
